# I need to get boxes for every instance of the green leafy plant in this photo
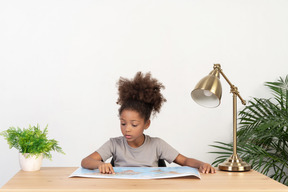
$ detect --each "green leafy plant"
[210,75,288,185]
[0,124,65,160]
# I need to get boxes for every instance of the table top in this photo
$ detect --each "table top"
[1,167,287,192]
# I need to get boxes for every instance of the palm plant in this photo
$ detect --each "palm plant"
[1,124,65,160]
[210,75,288,185]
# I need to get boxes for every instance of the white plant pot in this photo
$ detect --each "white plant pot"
[19,153,43,171]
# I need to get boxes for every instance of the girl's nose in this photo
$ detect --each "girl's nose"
[125,125,132,132]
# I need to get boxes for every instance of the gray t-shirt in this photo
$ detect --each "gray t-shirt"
[96,135,179,167]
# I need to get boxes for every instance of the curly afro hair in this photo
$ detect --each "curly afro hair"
[117,72,166,121]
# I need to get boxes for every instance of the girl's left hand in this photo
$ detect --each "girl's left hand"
[199,163,216,174]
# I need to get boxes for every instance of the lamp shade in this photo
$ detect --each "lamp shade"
[191,69,222,108]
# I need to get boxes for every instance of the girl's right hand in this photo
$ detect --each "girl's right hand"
[98,163,115,174]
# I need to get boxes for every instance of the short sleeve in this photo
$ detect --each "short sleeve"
[157,138,179,164]
[96,139,114,162]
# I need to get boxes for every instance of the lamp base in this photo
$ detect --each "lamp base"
[218,154,251,172]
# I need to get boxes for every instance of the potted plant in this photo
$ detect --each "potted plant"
[0,124,65,171]
[210,75,288,185]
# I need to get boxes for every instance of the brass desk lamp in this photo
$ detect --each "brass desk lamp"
[191,64,251,171]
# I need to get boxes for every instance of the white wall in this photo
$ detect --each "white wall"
[1,0,288,187]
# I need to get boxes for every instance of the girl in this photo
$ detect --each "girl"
[81,72,216,174]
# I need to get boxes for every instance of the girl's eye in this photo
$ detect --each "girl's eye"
[121,123,126,126]
[132,124,138,127]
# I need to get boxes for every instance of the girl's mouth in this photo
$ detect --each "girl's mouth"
[125,135,132,139]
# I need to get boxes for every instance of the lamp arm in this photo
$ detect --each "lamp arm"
[214,64,246,105]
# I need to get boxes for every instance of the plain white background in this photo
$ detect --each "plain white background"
[1,0,288,187]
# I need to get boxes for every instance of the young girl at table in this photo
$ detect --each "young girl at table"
[81,72,216,174]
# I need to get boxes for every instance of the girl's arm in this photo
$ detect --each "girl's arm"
[173,154,216,174]
[81,151,115,174]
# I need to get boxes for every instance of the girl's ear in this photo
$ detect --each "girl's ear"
[145,119,151,130]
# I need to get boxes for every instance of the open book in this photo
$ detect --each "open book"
[69,166,201,179]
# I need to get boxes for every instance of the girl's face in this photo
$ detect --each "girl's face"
[120,109,150,148]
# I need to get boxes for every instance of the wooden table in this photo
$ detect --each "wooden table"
[0,167,287,192]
